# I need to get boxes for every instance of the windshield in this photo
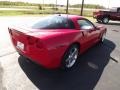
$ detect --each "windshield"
[31,16,70,29]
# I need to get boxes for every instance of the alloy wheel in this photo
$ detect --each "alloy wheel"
[65,47,78,68]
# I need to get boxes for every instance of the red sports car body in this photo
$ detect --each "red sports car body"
[8,14,106,69]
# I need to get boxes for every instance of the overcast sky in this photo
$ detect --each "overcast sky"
[0,0,120,8]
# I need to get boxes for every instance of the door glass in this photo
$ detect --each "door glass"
[117,8,120,13]
[77,19,94,30]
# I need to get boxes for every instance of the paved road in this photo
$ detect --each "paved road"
[0,16,120,90]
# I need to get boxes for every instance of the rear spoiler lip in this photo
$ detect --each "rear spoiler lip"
[8,25,34,34]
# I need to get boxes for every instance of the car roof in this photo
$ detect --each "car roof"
[55,14,84,20]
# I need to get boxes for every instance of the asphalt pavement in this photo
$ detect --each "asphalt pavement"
[0,16,120,90]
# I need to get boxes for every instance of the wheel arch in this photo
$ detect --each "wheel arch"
[61,42,80,69]
[69,42,81,53]
[71,42,80,47]
[102,14,110,19]
[62,42,81,60]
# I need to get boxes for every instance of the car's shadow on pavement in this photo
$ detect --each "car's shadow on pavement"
[18,39,116,90]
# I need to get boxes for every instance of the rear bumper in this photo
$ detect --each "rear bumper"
[8,28,67,69]
[16,46,61,69]
[10,37,62,69]
[93,15,103,20]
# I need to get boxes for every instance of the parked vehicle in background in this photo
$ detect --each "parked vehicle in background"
[8,14,107,69]
[93,7,120,24]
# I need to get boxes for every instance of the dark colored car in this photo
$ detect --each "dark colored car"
[93,7,120,24]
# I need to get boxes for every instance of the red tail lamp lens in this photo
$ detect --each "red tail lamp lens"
[27,36,37,45]
[27,36,43,48]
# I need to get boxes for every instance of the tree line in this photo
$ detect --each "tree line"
[0,1,104,9]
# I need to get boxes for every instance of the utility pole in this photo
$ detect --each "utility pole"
[108,0,110,9]
[42,0,44,9]
[66,0,69,14]
[56,0,57,10]
[80,0,84,16]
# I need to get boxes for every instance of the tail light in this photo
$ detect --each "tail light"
[27,36,44,48]
[27,36,37,45]
[96,11,100,15]
[94,11,103,15]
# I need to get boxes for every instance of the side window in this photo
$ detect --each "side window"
[77,19,94,30]
[68,19,75,29]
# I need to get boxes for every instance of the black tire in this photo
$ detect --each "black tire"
[61,44,79,70]
[102,17,109,24]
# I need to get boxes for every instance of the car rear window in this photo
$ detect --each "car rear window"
[31,16,75,29]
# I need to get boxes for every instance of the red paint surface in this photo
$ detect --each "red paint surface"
[8,15,106,69]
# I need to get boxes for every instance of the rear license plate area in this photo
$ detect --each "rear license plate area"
[16,41,24,51]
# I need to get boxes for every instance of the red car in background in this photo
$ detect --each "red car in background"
[93,7,120,24]
[8,14,107,69]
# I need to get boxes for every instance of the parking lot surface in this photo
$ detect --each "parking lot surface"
[0,16,120,90]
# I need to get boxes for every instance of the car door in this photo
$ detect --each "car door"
[111,8,120,20]
[77,19,100,51]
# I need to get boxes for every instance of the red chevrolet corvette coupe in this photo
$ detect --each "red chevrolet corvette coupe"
[8,14,106,69]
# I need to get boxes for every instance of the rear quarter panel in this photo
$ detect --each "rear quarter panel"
[39,30,83,66]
